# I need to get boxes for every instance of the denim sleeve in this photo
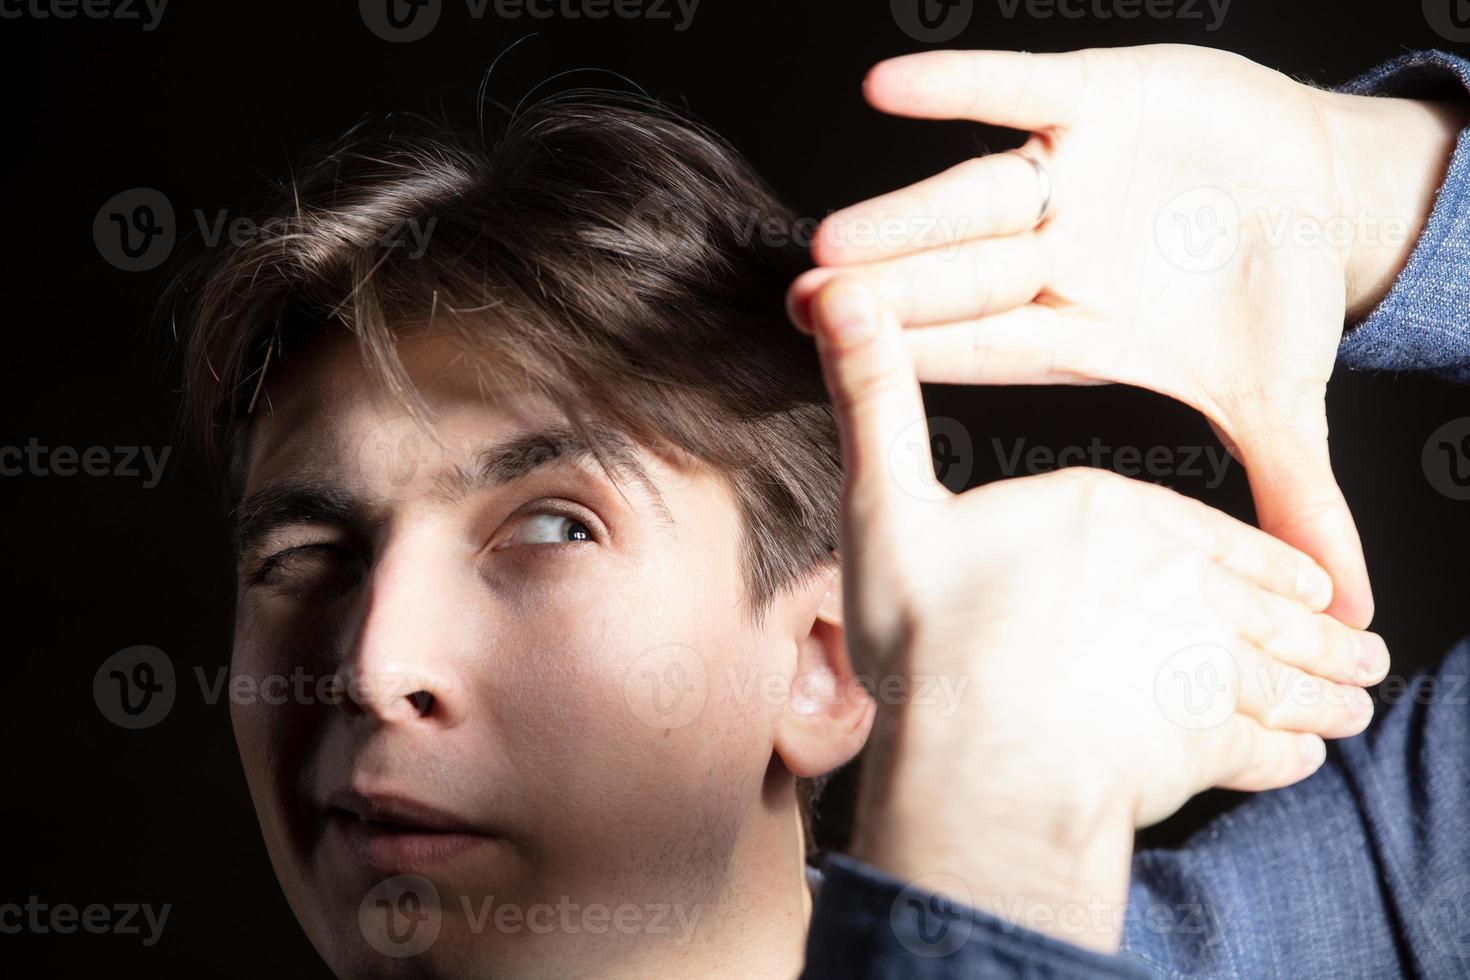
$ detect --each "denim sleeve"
[1336,51,1470,382]
[1121,637,1470,979]
[803,638,1470,979]
[802,851,1155,978]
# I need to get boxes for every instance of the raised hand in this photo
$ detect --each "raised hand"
[790,44,1466,629]
[806,278,1389,951]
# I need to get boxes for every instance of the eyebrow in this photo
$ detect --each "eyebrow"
[231,425,670,557]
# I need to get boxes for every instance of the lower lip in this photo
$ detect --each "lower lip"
[327,813,495,873]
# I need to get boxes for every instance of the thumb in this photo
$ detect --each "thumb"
[1233,409,1374,629]
[809,280,940,520]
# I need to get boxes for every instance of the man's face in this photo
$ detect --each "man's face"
[229,331,802,977]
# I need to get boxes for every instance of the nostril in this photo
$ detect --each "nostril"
[407,690,434,717]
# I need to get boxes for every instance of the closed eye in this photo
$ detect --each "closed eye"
[248,542,364,595]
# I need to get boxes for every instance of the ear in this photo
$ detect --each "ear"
[773,566,876,779]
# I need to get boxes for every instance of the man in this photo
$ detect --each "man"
[166,46,1462,980]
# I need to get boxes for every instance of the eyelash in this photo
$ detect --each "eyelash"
[495,501,603,551]
[247,500,602,585]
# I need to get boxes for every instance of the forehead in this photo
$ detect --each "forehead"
[239,330,686,507]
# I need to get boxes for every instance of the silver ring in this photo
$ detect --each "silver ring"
[1009,151,1052,225]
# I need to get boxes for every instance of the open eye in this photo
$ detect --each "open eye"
[504,512,596,547]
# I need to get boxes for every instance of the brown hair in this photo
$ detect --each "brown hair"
[165,89,843,850]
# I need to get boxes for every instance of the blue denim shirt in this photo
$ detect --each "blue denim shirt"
[803,50,1470,979]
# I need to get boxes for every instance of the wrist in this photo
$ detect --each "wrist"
[1315,87,1469,318]
[850,701,1135,953]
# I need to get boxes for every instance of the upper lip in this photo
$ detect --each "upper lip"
[323,788,487,835]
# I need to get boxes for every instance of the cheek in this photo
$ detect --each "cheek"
[485,544,775,857]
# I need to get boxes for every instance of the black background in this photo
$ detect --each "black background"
[4,0,1469,973]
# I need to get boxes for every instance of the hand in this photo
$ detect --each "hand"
[806,280,1390,952]
[789,44,1465,629]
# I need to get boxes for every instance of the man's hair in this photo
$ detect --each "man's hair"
[165,90,844,848]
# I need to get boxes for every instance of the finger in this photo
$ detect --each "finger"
[1224,582,1391,687]
[808,152,1054,267]
[789,233,1050,333]
[1142,489,1337,612]
[1230,643,1374,739]
[1233,409,1375,628]
[1203,715,1327,793]
[898,306,1116,386]
[864,50,1087,130]
[809,280,940,514]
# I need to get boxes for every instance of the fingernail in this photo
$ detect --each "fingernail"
[1298,733,1326,771]
[1295,565,1334,610]
[1356,632,1390,684]
[818,284,877,343]
[787,288,814,335]
[1349,684,1375,718]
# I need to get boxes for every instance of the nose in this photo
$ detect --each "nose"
[333,534,471,728]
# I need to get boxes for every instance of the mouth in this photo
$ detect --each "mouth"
[322,789,497,873]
